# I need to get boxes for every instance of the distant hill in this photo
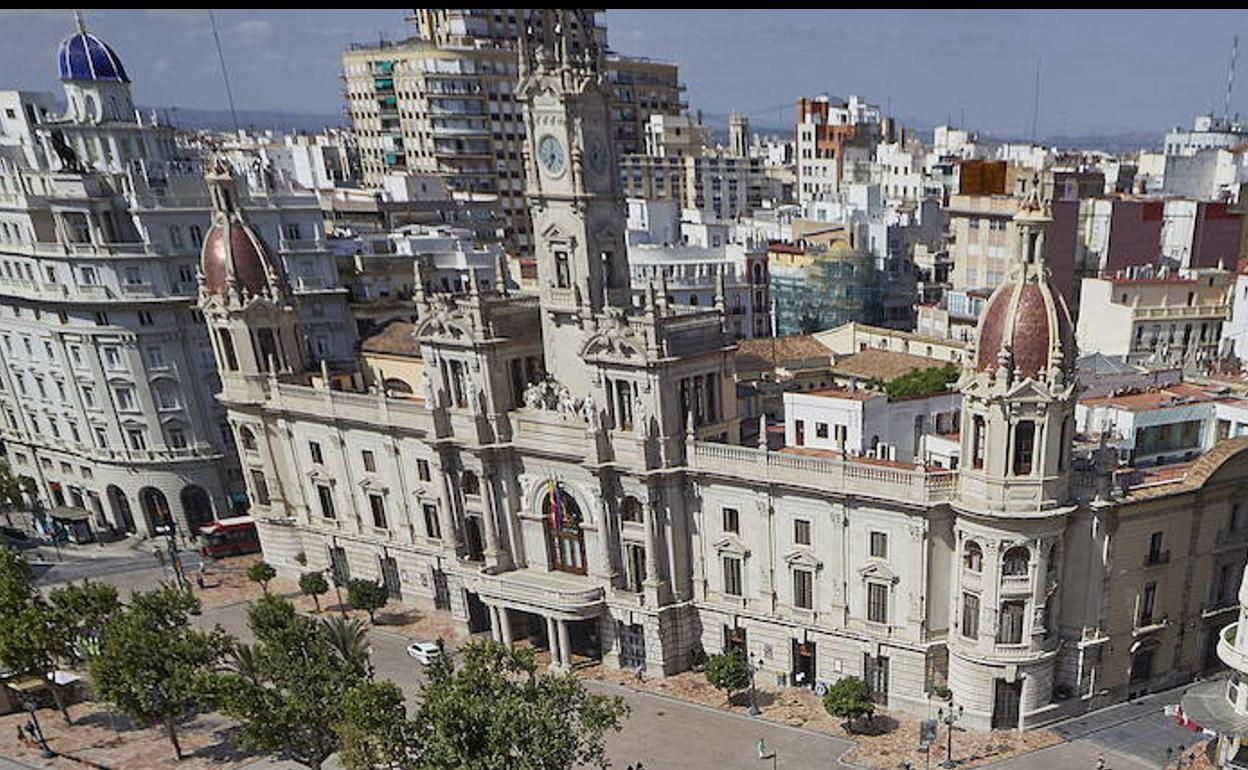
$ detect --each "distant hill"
[141,105,347,133]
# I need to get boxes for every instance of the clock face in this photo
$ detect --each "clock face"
[586,138,608,176]
[538,135,565,176]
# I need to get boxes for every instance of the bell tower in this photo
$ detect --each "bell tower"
[517,9,630,398]
[197,157,305,397]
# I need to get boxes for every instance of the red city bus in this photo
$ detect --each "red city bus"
[198,516,261,559]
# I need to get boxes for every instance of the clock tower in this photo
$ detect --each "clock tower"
[518,9,630,398]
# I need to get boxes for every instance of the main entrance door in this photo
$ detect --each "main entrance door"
[791,640,816,688]
[465,591,490,633]
[618,622,646,670]
[992,679,1022,729]
[431,568,450,610]
[864,653,890,705]
[380,555,402,600]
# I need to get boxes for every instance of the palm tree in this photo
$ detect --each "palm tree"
[321,615,371,678]
[226,642,264,687]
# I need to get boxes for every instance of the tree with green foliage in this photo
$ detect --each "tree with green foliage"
[48,580,120,664]
[204,594,370,770]
[247,560,277,594]
[89,585,230,759]
[880,363,961,400]
[335,680,418,770]
[415,640,629,770]
[703,649,752,706]
[822,676,876,732]
[299,571,330,613]
[0,551,120,723]
[0,461,23,524]
[346,578,388,624]
[322,615,372,676]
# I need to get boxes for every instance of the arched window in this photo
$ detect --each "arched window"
[384,377,413,396]
[461,470,479,497]
[620,496,643,524]
[964,540,983,572]
[543,483,585,574]
[238,426,257,452]
[1003,546,1030,577]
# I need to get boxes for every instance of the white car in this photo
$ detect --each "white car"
[406,640,443,665]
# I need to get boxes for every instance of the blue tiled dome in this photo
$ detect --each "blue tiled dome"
[57,31,129,83]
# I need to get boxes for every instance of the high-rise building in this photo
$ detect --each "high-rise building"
[342,8,683,252]
[0,17,353,537]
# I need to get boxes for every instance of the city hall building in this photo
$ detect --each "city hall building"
[203,10,1248,730]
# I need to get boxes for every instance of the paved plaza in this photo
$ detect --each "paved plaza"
[0,547,1217,770]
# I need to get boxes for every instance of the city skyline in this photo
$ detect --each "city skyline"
[2,9,1247,140]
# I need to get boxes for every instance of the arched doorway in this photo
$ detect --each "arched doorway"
[139,487,173,535]
[180,485,214,538]
[542,483,585,575]
[106,485,135,534]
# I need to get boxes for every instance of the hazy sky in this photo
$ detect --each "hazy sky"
[4,9,1248,138]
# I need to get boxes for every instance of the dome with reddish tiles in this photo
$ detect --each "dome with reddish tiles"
[971,192,1075,380]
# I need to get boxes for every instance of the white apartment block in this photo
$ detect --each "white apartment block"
[1076,270,1233,369]
[0,20,353,537]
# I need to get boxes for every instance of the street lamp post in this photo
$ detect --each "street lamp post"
[22,695,53,759]
[326,566,347,617]
[937,701,963,769]
[748,653,761,716]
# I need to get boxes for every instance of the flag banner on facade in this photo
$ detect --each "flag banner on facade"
[546,478,564,530]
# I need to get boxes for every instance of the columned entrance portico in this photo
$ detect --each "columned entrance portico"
[469,567,607,672]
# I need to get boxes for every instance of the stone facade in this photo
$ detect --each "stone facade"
[204,10,1248,732]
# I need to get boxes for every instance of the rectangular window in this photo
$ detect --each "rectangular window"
[167,427,186,449]
[250,470,271,506]
[972,415,985,470]
[722,507,739,534]
[816,422,829,439]
[998,600,1025,643]
[794,519,811,546]
[369,493,387,529]
[362,449,376,473]
[867,583,888,623]
[126,428,147,451]
[138,310,154,327]
[417,459,431,482]
[961,592,980,639]
[114,387,136,411]
[423,503,441,539]
[1147,532,1166,564]
[309,441,323,465]
[317,485,336,519]
[146,346,166,368]
[723,556,742,596]
[81,385,96,408]
[103,346,122,370]
[870,531,888,559]
[1012,420,1035,475]
[1140,583,1157,626]
[793,569,813,609]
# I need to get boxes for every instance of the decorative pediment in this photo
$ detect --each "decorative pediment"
[414,304,471,341]
[858,562,900,584]
[783,547,823,571]
[358,477,388,495]
[306,467,336,486]
[712,533,750,557]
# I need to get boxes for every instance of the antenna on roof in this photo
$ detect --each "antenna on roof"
[1225,34,1239,122]
[208,9,240,134]
[1030,58,1041,144]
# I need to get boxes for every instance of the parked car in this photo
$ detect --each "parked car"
[405,640,442,665]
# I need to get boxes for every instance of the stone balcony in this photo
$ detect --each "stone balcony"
[1219,622,1248,674]
[465,567,607,620]
[688,441,956,505]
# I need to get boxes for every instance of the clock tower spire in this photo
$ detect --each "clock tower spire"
[518,9,630,398]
